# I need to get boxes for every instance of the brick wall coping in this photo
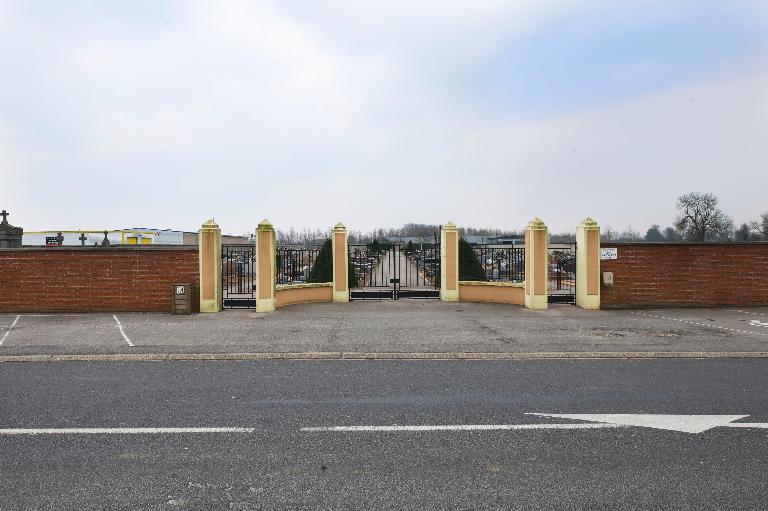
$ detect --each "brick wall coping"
[459,281,525,287]
[1,245,199,252]
[276,282,332,291]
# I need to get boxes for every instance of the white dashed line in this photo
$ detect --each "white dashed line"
[0,427,254,436]
[631,312,768,337]
[0,315,20,346]
[112,315,135,347]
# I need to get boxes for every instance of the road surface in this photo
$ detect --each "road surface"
[1,358,767,509]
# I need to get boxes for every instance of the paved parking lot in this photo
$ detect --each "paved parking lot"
[1,302,767,356]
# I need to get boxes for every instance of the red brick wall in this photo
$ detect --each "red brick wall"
[0,247,199,312]
[600,243,768,308]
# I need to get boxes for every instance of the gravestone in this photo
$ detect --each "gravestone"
[0,209,23,248]
[79,233,88,246]
[100,230,111,247]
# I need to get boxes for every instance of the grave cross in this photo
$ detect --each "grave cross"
[0,210,8,223]
[101,230,111,247]
[79,233,88,246]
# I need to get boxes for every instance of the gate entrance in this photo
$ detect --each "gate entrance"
[547,243,576,304]
[349,239,440,300]
[222,244,255,309]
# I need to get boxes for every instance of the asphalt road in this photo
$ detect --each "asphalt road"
[2,359,768,510]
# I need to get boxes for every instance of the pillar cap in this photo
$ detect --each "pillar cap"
[201,219,220,229]
[527,217,546,229]
[257,219,274,230]
[333,222,346,230]
[443,221,457,230]
[579,217,599,228]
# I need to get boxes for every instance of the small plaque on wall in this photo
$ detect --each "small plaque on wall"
[600,248,618,260]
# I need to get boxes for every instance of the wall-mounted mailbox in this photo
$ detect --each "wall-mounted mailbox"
[602,272,614,286]
[172,283,198,314]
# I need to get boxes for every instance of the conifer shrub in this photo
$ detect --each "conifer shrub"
[308,239,359,287]
[458,237,486,281]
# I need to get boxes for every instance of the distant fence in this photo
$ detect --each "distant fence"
[472,245,525,282]
[276,245,323,285]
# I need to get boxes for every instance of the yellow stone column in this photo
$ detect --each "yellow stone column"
[576,217,601,310]
[198,219,222,313]
[440,222,459,302]
[332,222,349,303]
[255,219,276,313]
[525,217,548,310]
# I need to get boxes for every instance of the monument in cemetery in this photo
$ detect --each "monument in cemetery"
[0,209,22,248]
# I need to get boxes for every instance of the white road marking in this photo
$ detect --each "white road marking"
[0,427,254,435]
[301,423,623,432]
[527,413,749,433]
[112,315,135,347]
[731,310,768,317]
[631,312,768,337]
[749,320,768,328]
[0,315,20,346]
[303,415,768,434]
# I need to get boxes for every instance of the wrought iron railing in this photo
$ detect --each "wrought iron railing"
[471,245,525,282]
[276,245,324,285]
[547,244,576,300]
[222,244,255,308]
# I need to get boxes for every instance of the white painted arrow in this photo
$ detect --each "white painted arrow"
[527,414,749,433]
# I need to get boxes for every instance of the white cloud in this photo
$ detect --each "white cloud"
[1,1,766,233]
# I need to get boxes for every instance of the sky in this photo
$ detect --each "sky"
[1,0,767,235]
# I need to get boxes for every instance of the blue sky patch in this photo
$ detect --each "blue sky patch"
[462,0,766,114]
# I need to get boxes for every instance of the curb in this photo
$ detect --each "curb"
[1,351,768,363]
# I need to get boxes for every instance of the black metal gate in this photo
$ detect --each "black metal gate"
[349,238,440,300]
[222,244,255,309]
[547,243,576,304]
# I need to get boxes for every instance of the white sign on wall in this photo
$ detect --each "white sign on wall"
[600,248,618,260]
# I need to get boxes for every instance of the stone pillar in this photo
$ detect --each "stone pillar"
[332,222,349,303]
[198,219,222,313]
[255,219,276,313]
[525,217,548,310]
[576,217,601,310]
[440,222,459,302]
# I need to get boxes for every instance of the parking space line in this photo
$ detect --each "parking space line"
[631,312,768,337]
[0,315,20,346]
[112,315,135,347]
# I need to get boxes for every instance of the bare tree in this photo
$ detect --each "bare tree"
[663,227,680,242]
[734,223,752,242]
[619,226,642,242]
[751,211,768,238]
[600,225,615,242]
[674,192,734,241]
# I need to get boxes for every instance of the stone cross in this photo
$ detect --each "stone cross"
[0,210,8,223]
[55,232,64,246]
[101,230,111,247]
[79,233,88,246]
